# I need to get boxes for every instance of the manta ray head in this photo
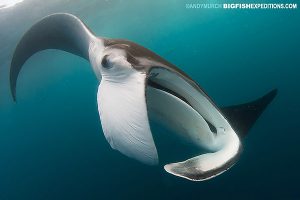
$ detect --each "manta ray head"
[88,36,175,84]
[88,39,143,82]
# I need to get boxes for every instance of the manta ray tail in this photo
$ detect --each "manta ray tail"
[10,13,96,101]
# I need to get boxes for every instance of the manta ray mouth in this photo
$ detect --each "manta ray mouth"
[148,80,191,107]
[147,79,217,134]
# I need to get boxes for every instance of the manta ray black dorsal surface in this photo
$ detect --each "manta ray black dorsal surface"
[221,89,278,139]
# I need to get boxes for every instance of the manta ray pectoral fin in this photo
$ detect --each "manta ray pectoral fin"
[162,89,276,181]
[221,89,278,138]
[10,12,157,165]
[10,13,97,101]
[164,129,242,181]
[97,70,159,165]
[146,67,243,181]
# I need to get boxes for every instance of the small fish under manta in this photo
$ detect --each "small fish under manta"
[9,13,277,181]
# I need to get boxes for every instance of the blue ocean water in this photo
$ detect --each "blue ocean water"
[0,0,299,199]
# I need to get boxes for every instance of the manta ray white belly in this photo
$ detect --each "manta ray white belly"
[98,69,158,165]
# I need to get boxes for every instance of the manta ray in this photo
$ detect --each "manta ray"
[10,13,277,181]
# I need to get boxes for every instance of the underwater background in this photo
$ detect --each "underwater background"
[0,0,299,199]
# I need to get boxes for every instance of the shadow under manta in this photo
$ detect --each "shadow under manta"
[9,13,277,181]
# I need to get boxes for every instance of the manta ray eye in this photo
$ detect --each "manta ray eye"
[101,55,112,69]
